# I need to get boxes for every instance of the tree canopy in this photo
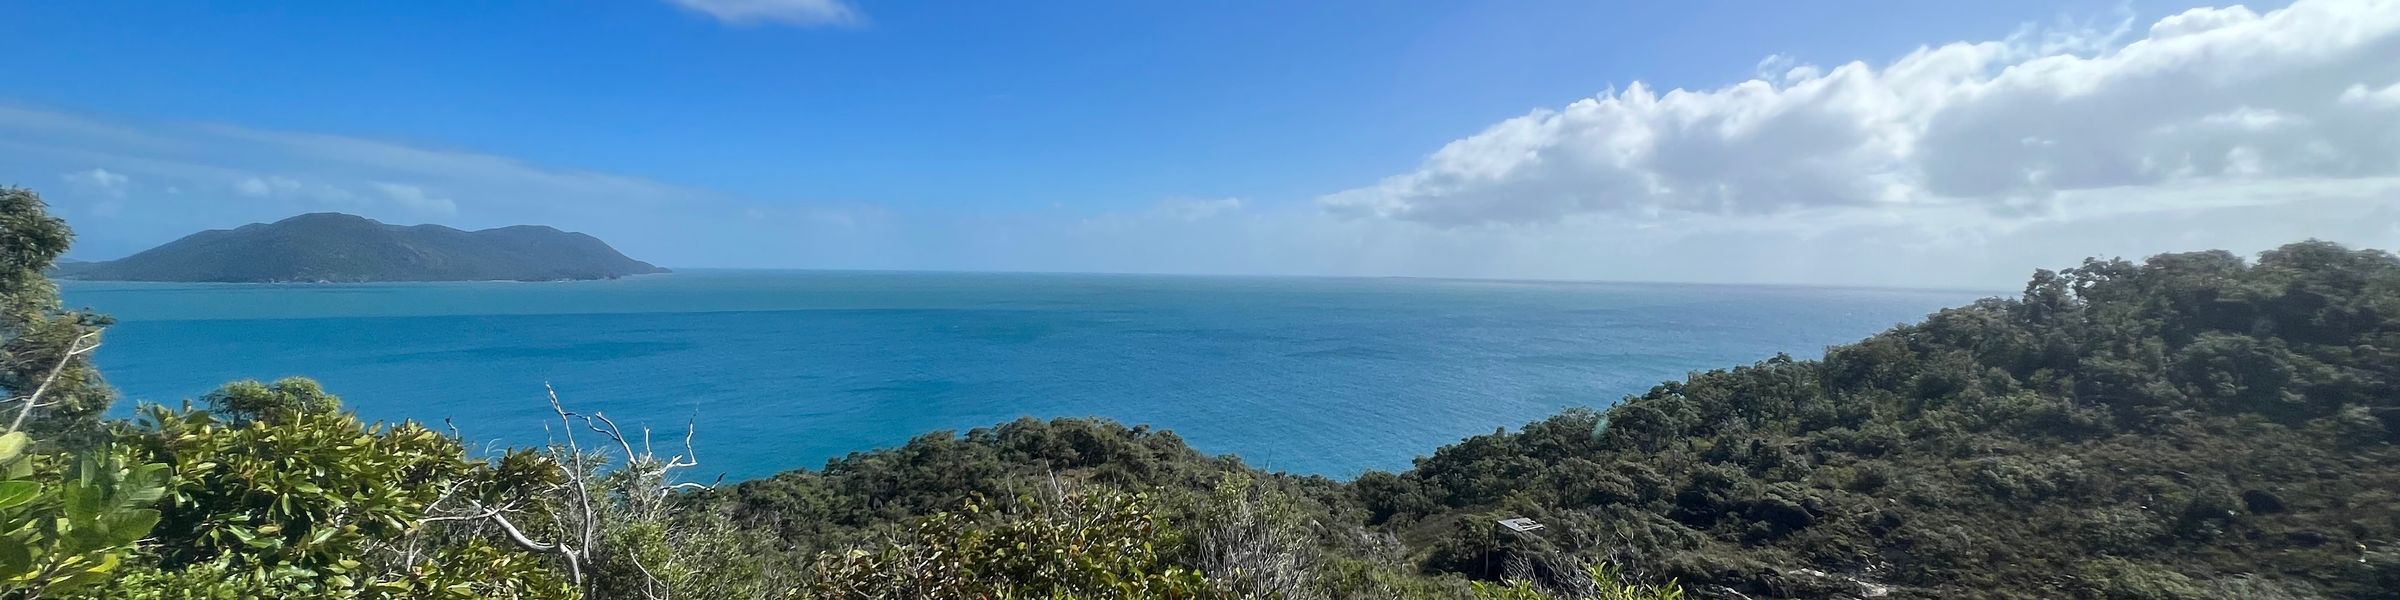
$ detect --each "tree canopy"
[0,187,112,446]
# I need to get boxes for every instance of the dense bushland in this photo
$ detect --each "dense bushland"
[5,184,2396,599]
[1354,239,2400,599]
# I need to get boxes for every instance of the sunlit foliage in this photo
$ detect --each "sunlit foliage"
[0,431,169,598]
[811,486,1219,599]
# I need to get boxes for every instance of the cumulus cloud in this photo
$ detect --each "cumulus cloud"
[61,167,130,197]
[1322,0,2400,226]
[665,0,859,27]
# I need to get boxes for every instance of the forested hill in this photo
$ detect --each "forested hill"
[60,212,666,282]
[1346,240,2400,598]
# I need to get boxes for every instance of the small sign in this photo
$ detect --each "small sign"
[1497,517,1544,533]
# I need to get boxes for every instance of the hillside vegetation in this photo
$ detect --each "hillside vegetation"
[1352,241,2400,598]
[5,184,2397,599]
[60,212,666,282]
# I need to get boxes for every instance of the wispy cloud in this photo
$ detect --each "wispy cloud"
[2343,82,2400,109]
[60,167,129,197]
[0,103,721,260]
[367,182,459,217]
[231,175,301,198]
[1151,197,1243,221]
[665,0,861,27]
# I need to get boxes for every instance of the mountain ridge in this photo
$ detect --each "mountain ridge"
[60,212,668,282]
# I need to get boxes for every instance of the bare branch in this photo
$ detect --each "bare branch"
[588,410,639,463]
[7,330,99,434]
[416,506,509,524]
[546,383,602,568]
[668,418,700,470]
[421,384,718,598]
[487,505,583,585]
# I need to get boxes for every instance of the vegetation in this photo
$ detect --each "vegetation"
[0,430,169,597]
[1354,240,2400,598]
[1,188,111,446]
[809,486,1218,598]
[59,212,667,283]
[4,184,2397,598]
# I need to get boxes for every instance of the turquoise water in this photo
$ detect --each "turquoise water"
[61,271,1990,481]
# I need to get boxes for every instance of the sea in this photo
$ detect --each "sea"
[61,271,1993,481]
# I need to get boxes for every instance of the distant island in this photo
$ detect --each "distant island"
[58,212,668,282]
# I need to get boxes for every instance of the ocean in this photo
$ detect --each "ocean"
[61,271,1991,481]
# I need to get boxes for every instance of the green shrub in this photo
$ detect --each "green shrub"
[107,379,574,599]
[1469,562,1683,600]
[811,486,1220,599]
[0,431,169,598]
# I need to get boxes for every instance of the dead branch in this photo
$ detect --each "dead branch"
[7,330,99,434]
[418,383,718,600]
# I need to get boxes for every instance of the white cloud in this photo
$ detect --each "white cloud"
[7,0,2393,287]
[368,182,460,216]
[194,126,694,206]
[1153,197,1244,221]
[233,175,302,197]
[2341,81,2400,108]
[1322,0,2400,227]
[665,0,859,27]
[0,103,721,261]
[230,177,456,216]
[60,167,130,197]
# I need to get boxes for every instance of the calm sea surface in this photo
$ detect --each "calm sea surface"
[61,271,1991,481]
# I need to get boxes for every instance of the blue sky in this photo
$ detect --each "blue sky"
[6,0,2397,287]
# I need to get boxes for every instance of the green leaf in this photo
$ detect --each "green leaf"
[100,508,161,548]
[62,521,112,555]
[0,432,27,462]
[0,481,38,510]
[60,481,102,523]
[48,552,121,591]
[0,537,33,580]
